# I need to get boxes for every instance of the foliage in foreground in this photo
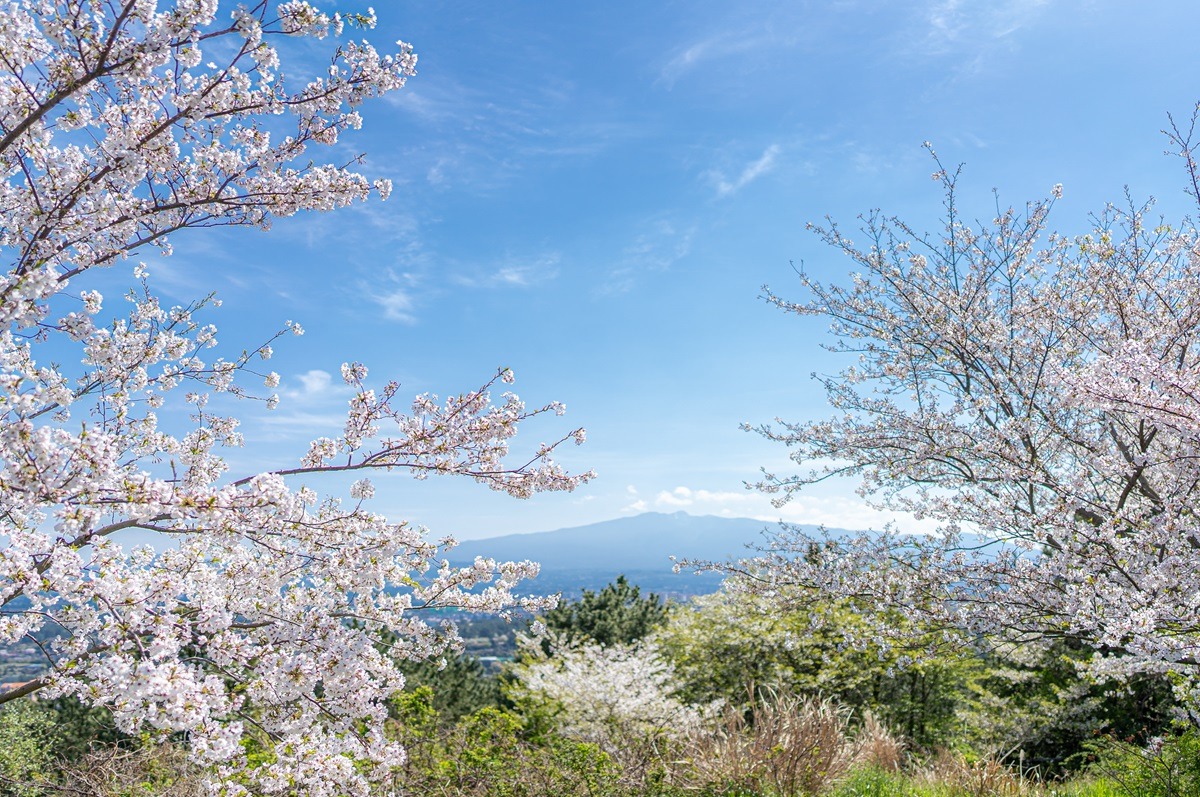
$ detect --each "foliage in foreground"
[0,573,1181,797]
[0,681,1169,797]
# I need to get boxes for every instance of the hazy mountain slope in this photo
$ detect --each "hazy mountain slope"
[448,512,854,597]
[452,512,777,569]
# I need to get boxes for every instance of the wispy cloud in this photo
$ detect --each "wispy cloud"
[625,221,695,268]
[451,252,561,289]
[373,289,418,325]
[926,0,1050,44]
[600,217,695,295]
[912,0,1052,70]
[927,0,967,43]
[659,33,777,87]
[386,86,464,124]
[251,368,355,442]
[380,72,641,196]
[709,144,781,198]
[138,255,207,300]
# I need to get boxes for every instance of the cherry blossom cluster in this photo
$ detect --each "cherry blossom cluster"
[0,3,592,795]
[728,134,1200,699]
[0,0,408,331]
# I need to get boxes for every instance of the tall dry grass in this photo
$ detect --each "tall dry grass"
[680,692,863,795]
[35,744,202,797]
[910,748,1030,797]
[854,710,906,773]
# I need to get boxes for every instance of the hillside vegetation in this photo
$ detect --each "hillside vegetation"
[0,578,1188,796]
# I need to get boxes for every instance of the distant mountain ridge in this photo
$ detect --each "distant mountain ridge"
[448,512,856,598]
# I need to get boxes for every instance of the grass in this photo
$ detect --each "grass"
[829,767,1124,797]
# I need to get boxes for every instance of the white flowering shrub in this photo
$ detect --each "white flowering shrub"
[512,636,706,748]
[0,3,592,795]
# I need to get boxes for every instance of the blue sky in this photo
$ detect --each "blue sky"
[147,1,1200,539]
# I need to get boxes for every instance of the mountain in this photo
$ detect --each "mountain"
[448,512,852,598]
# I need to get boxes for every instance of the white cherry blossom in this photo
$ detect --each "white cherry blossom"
[0,3,592,795]
[726,132,1200,700]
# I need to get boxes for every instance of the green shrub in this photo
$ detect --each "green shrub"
[833,766,914,797]
[398,653,505,722]
[958,639,1174,776]
[1088,728,1200,797]
[0,700,57,796]
[659,587,966,750]
[389,700,622,796]
[41,695,126,760]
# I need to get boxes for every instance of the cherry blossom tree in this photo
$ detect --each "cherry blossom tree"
[734,126,1200,701]
[0,2,591,794]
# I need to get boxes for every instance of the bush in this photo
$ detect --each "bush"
[50,744,202,797]
[958,638,1174,776]
[832,767,912,797]
[0,701,57,796]
[659,587,965,750]
[386,686,622,797]
[41,695,127,761]
[510,638,704,789]
[1088,728,1200,797]
[398,653,505,723]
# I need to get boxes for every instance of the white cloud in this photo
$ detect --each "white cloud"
[621,485,648,514]
[427,159,448,185]
[495,266,537,286]
[711,144,781,197]
[659,33,776,87]
[374,289,418,324]
[653,486,756,509]
[626,482,941,535]
[655,489,690,508]
[600,217,696,296]
[915,0,1052,64]
[773,495,941,535]
[452,253,561,289]
[294,369,333,398]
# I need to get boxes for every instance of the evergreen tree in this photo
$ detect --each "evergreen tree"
[398,655,504,723]
[543,576,669,648]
